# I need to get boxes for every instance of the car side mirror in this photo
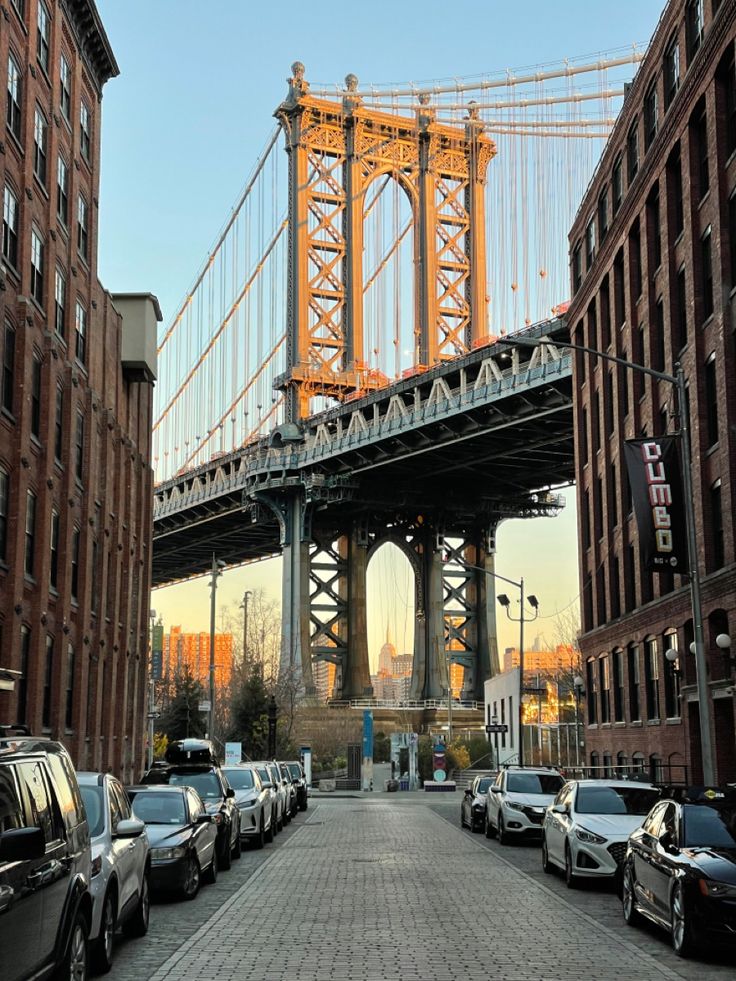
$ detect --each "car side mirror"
[0,826,45,861]
[464,788,473,797]
[659,831,676,852]
[226,788,235,799]
[491,785,501,794]
[551,803,568,815]
[196,813,213,824]
[114,818,145,839]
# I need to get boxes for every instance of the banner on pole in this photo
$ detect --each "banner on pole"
[623,436,688,573]
[151,623,164,681]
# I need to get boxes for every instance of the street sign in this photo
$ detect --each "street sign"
[485,724,509,734]
[198,700,211,713]
[523,686,546,695]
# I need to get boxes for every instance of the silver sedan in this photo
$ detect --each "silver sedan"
[221,765,273,848]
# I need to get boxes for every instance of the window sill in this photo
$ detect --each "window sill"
[0,407,16,427]
[30,434,42,452]
[5,127,25,159]
[586,724,598,731]
[600,722,612,729]
[24,574,36,586]
[33,174,50,202]
[30,296,46,318]
[665,716,682,724]
[646,718,661,726]
[0,561,8,575]
[698,189,711,210]
[705,442,719,457]
[613,721,627,727]
[629,720,643,727]
[701,313,715,330]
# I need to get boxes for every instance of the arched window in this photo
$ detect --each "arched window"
[649,754,663,783]
[590,751,600,778]
[663,628,681,718]
[603,752,613,778]
[616,751,628,777]
[632,752,645,774]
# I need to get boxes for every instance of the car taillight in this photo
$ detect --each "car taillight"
[91,856,102,877]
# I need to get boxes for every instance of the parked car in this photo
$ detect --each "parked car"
[283,760,308,811]
[127,785,218,900]
[0,730,93,981]
[460,773,497,833]
[253,762,282,833]
[142,739,240,869]
[485,766,565,843]
[622,787,736,957]
[77,771,151,972]
[258,761,290,828]
[221,764,273,847]
[541,779,661,889]
[280,762,299,820]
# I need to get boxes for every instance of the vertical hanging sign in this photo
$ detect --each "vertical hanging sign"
[623,436,688,573]
[362,710,374,792]
[151,623,164,681]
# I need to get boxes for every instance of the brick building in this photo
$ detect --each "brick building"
[162,627,234,691]
[568,0,736,783]
[0,0,160,782]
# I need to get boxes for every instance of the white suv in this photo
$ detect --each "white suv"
[485,767,565,844]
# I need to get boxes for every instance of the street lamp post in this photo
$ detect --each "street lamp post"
[208,554,226,742]
[241,590,253,666]
[497,582,539,768]
[491,712,499,770]
[573,674,584,772]
[503,335,715,785]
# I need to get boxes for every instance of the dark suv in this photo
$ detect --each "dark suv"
[283,761,308,812]
[0,728,93,981]
[141,739,240,869]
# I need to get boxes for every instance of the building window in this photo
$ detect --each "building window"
[50,508,59,590]
[3,185,19,269]
[629,220,642,299]
[60,55,71,121]
[686,0,704,63]
[30,230,44,307]
[600,276,611,348]
[586,657,598,724]
[621,351,629,417]
[613,249,625,328]
[644,80,658,149]
[74,412,84,482]
[644,637,660,720]
[6,54,21,140]
[37,1,50,75]
[724,45,736,158]
[57,156,69,226]
[572,241,582,293]
[663,631,681,718]
[592,389,600,453]
[33,107,48,187]
[653,298,665,373]
[628,644,641,721]
[647,185,661,271]
[730,191,736,289]
[18,625,30,725]
[604,370,614,436]
[90,540,98,615]
[701,226,713,321]
[70,526,80,601]
[54,385,63,461]
[75,302,86,365]
[612,155,623,215]
[710,478,724,570]
[1,320,15,414]
[664,35,680,108]
[585,215,596,270]
[77,196,88,261]
[31,355,41,438]
[65,644,75,729]
[80,100,91,161]
[627,120,639,184]
[675,265,687,352]
[668,143,684,239]
[598,190,608,243]
[24,490,36,577]
[599,656,611,724]
[612,649,624,721]
[692,99,709,200]
[55,269,66,338]
[608,458,618,529]
[582,489,590,549]
[705,353,718,447]
[0,467,7,562]
[42,634,54,729]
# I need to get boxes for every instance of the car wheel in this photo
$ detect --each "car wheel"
[277,812,284,832]
[53,909,88,981]
[622,862,643,926]
[541,835,553,874]
[123,872,150,938]
[254,816,265,850]
[265,815,274,844]
[564,844,579,889]
[485,813,496,839]
[497,814,509,846]
[219,830,232,871]
[92,890,116,973]
[300,799,308,812]
[202,848,218,885]
[460,808,466,829]
[232,829,242,860]
[182,855,201,900]
[671,881,699,958]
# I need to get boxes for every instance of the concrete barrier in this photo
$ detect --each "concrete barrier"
[318,779,336,792]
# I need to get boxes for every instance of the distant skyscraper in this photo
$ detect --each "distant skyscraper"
[378,626,396,676]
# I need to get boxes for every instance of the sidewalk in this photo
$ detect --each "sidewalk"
[149,799,681,981]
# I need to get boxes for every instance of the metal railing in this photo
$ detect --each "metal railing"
[326,697,482,711]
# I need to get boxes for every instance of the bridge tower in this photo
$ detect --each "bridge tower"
[272,64,500,700]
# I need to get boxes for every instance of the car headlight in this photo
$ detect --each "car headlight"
[574,826,607,845]
[698,878,736,898]
[506,801,525,812]
[239,799,257,810]
[151,846,186,860]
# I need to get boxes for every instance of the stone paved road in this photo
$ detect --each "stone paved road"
[104,797,731,981]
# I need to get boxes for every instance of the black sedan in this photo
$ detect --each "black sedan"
[460,773,497,833]
[622,788,736,957]
[127,786,218,900]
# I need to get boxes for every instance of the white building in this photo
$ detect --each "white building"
[483,668,521,767]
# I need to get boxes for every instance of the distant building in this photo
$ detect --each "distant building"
[378,629,396,675]
[503,643,577,676]
[313,657,337,702]
[163,627,234,690]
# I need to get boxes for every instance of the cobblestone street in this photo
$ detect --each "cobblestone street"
[105,796,734,981]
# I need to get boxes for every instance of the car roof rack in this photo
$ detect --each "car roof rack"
[500,763,560,772]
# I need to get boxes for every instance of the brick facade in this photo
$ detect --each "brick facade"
[0,1,157,782]
[567,0,736,784]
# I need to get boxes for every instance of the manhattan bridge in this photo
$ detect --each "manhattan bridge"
[151,49,644,702]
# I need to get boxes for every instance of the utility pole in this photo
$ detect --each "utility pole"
[241,590,252,666]
[208,554,225,742]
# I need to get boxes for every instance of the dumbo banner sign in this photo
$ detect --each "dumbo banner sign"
[623,436,688,574]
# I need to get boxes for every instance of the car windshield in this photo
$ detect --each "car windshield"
[287,764,302,780]
[477,778,493,794]
[80,785,105,837]
[130,792,187,825]
[168,771,221,800]
[683,805,736,848]
[222,768,255,790]
[507,773,564,795]
[576,786,661,815]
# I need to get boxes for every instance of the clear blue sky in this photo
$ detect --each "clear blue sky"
[95,0,664,666]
